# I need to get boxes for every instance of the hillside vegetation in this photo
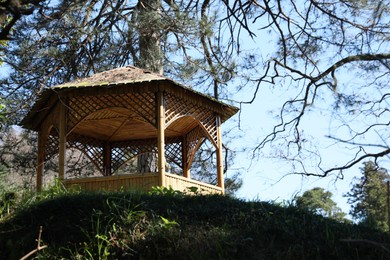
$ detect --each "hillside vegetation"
[1,188,390,259]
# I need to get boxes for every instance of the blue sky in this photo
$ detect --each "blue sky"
[229,71,389,216]
[229,90,356,214]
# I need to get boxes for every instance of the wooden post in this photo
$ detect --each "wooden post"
[182,135,190,178]
[103,143,112,176]
[36,131,44,192]
[157,91,166,186]
[58,100,67,181]
[216,115,224,194]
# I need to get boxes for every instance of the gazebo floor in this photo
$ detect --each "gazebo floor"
[62,172,223,194]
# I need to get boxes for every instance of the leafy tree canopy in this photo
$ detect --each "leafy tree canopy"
[295,187,346,221]
[346,161,390,231]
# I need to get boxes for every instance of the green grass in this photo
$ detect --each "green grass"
[1,190,390,259]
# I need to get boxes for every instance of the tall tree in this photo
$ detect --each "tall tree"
[346,161,390,231]
[295,187,346,221]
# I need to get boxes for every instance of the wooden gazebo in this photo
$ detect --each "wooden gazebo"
[20,66,239,194]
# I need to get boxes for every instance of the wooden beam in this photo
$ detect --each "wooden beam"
[58,99,67,181]
[157,91,166,186]
[216,115,224,194]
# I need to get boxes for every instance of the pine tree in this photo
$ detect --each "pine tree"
[346,161,390,231]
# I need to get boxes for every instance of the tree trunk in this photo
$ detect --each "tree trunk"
[137,152,158,173]
[136,0,163,173]
[136,0,163,74]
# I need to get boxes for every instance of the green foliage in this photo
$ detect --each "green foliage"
[346,161,390,231]
[295,187,347,222]
[0,163,17,219]
[0,192,15,218]
[149,185,209,196]
[0,177,77,223]
[39,178,71,198]
[159,216,179,229]
[1,192,390,259]
[149,185,184,196]
[187,186,199,194]
[79,211,112,259]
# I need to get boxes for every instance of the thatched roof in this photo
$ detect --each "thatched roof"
[55,66,166,88]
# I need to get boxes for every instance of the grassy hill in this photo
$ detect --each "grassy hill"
[1,189,390,259]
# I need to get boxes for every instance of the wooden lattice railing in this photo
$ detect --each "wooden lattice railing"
[62,173,222,194]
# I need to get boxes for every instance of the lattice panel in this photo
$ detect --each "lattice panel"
[120,92,156,125]
[110,139,158,174]
[68,96,97,128]
[185,126,206,168]
[44,132,59,161]
[165,93,218,145]
[68,133,105,174]
[68,92,156,130]
[202,113,218,144]
[165,137,183,168]
[43,134,183,176]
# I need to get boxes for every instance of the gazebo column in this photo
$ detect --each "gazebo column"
[103,143,112,176]
[216,115,225,194]
[157,91,166,186]
[58,101,67,181]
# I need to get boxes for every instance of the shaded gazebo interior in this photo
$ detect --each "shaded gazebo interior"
[21,66,239,194]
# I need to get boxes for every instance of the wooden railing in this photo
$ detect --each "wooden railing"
[165,173,222,194]
[63,173,159,192]
[62,172,223,194]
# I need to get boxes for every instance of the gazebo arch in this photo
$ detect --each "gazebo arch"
[20,66,239,194]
